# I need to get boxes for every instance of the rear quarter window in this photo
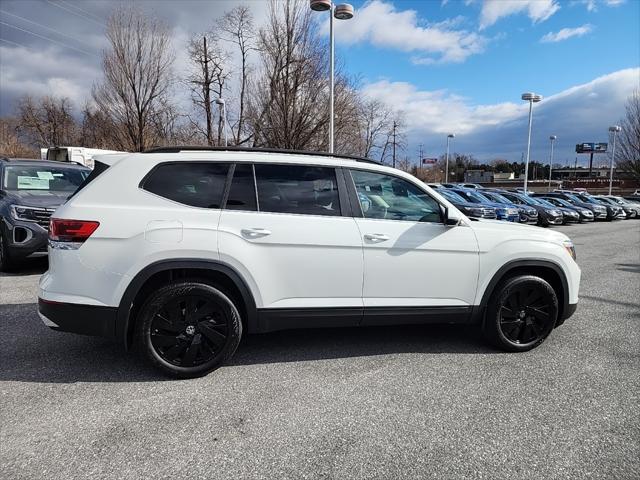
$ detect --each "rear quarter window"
[142,162,231,208]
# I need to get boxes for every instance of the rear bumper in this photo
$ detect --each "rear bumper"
[38,298,117,337]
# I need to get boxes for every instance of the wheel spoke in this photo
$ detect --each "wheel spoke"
[181,335,201,366]
[529,307,550,322]
[151,332,179,348]
[199,323,227,350]
[153,313,181,333]
[523,288,541,306]
[501,305,517,318]
[164,341,188,362]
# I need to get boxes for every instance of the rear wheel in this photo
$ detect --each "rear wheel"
[483,275,558,352]
[136,281,242,378]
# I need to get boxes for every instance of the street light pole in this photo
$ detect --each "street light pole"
[608,125,621,195]
[445,133,455,183]
[310,1,354,154]
[215,98,227,147]
[521,92,542,193]
[548,135,556,191]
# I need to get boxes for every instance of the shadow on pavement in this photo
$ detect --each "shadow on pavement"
[0,258,48,277]
[0,302,497,384]
[615,263,640,273]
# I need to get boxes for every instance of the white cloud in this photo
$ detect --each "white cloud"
[362,68,639,163]
[330,0,487,64]
[480,0,560,29]
[572,0,626,12]
[540,24,593,43]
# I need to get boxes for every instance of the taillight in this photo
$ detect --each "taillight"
[49,219,100,243]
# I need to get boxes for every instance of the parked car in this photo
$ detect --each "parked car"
[450,188,520,222]
[494,191,564,227]
[435,187,498,220]
[0,158,90,271]
[479,190,538,224]
[606,195,640,217]
[537,196,594,223]
[570,191,624,220]
[538,192,608,220]
[536,197,579,224]
[38,147,580,378]
[595,195,637,219]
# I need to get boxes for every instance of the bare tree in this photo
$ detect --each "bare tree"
[16,95,78,147]
[186,34,230,145]
[614,90,640,180]
[218,6,255,144]
[0,117,39,158]
[92,7,174,151]
[356,98,393,158]
[379,114,407,166]
[247,0,329,149]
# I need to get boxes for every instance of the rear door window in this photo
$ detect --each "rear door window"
[225,163,257,211]
[143,162,230,208]
[254,164,341,216]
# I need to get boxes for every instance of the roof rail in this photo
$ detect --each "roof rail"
[142,146,382,165]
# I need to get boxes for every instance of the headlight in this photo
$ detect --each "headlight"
[9,205,54,223]
[563,240,576,261]
[10,205,34,221]
[545,209,560,215]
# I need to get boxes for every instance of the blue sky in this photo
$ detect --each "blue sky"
[1,0,638,165]
[338,0,638,105]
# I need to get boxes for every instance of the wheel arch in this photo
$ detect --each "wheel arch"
[474,259,570,326]
[116,259,257,349]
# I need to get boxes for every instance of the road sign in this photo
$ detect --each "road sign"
[422,158,437,165]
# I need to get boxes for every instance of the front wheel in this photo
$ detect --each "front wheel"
[483,275,558,352]
[136,282,242,378]
[0,232,15,272]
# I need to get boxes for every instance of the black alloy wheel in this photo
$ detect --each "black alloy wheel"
[484,275,558,352]
[137,282,242,378]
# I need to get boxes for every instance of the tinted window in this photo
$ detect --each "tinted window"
[226,163,257,211]
[254,164,341,216]
[143,162,230,208]
[351,170,441,222]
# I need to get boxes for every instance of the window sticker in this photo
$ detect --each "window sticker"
[37,171,55,180]
[17,176,49,190]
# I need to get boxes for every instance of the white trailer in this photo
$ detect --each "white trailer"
[40,146,126,169]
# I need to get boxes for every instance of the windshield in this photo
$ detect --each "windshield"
[510,193,540,206]
[482,192,512,205]
[454,189,487,204]
[2,165,89,192]
[547,197,571,207]
[536,198,556,208]
[596,197,617,206]
[439,189,467,203]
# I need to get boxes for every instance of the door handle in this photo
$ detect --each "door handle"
[364,233,389,242]
[241,228,272,238]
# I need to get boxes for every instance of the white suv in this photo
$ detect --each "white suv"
[38,148,580,378]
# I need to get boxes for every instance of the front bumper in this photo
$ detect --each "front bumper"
[1,218,49,259]
[38,298,117,337]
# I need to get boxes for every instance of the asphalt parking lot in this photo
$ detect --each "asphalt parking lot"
[1,220,639,479]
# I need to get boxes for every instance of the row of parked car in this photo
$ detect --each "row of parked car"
[427,183,640,227]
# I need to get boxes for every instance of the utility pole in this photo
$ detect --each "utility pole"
[203,36,213,146]
[419,143,423,178]
[392,121,397,168]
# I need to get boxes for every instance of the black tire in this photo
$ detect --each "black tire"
[483,275,558,352]
[136,281,242,379]
[0,231,15,272]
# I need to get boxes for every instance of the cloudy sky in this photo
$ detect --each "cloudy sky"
[0,0,638,165]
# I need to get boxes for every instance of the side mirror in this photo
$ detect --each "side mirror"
[440,205,458,226]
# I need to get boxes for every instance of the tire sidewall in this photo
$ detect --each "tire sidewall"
[137,282,242,378]
[485,275,559,352]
